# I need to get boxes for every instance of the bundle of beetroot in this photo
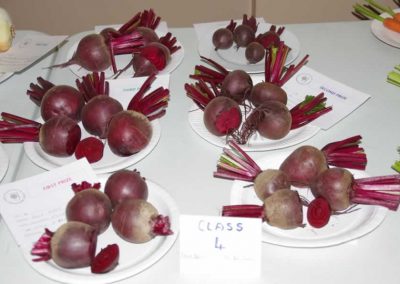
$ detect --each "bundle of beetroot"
[31,170,173,273]
[50,9,181,77]
[213,138,400,230]
[212,14,287,64]
[0,72,169,163]
[185,44,330,144]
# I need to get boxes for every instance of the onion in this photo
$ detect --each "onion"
[0,7,14,52]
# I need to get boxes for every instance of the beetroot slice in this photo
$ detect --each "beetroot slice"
[74,137,104,163]
[91,244,119,274]
[307,197,331,228]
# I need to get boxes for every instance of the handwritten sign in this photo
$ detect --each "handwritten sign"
[179,214,262,278]
[0,159,98,247]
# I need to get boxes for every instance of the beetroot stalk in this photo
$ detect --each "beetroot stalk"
[118,9,161,34]
[264,41,309,86]
[76,72,109,102]
[242,14,258,32]
[189,56,230,85]
[127,74,170,120]
[213,140,262,181]
[26,77,55,106]
[159,32,182,54]
[184,79,219,110]
[321,135,367,170]
[31,228,54,261]
[352,175,400,210]
[290,93,333,129]
[0,112,41,142]
[222,204,264,218]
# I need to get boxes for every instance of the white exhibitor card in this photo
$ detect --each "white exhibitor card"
[252,65,371,130]
[0,34,67,73]
[179,214,262,278]
[0,159,98,247]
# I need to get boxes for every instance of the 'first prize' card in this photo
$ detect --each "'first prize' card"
[0,159,98,247]
[179,214,262,278]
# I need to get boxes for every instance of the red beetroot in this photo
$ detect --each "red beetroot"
[311,168,400,211]
[112,199,173,243]
[74,137,105,163]
[0,113,82,157]
[91,244,120,274]
[212,28,234,50]
[245,41,265,64]
[222,188,304,230]
[104,169,149,207]
[253,169,291,201]
[135,26,160,45]
[66,182,112,234]
[220,69,253,104]
[185,79,242,136]
[203,96,242,136]
[249,82,288,106]
[27,78,84,122]
[40,85,85,122]
[107,110,152,156]
[307,197,331,228]
[279,136,368,187]
[81,95,123,138]
[53,34,112,72]
[31,221,97,269]
[233,25,255,48]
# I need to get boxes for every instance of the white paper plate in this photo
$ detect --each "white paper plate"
[230,152,388,247]
[197,23,300,73]
[66,38,184,79]
[370,9,400,48]
[0,72,13,83]
[24,120,161,174]
[0,144,9,182]
[188,106,320,151]
[22,178,180,284]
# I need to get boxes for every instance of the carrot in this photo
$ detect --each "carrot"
[383,17,400,32]
[394,12,400,22]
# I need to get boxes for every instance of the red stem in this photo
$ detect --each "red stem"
[26,77,55,106]
[31,228,54,262]
[222,204,264,218]
[321,135,367,170]
[152,215,173,236]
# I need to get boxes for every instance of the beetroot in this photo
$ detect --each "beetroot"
[91,244,119,274]
[233,24,255,47]
[112,199,173,243]
[74,137,105,163]
[212,28,234,50]
[66,182,112,234]
[220,69,253,104]
[311,168,400,211]
[31,222,97,269]
[135,26,159,45]
[253,169,290,201]
[307,197,331,228]
[81,95,123,138]
[26,78,85,122]
[40,85,85,122]
[53,34,112,72]
[249,82,287,106]
[280,145,328,188]
[0,113,82,157]
[280,136,368,187]
[222,188,304,230]
[203,96,242,136]
[245,41,265,64]
[107,110,152,156]
[104,169,148,207]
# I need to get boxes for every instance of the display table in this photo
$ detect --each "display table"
[0,21,400,284]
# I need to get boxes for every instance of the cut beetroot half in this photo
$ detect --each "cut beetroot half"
[91,243,119,274]
[74,137,105,163]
